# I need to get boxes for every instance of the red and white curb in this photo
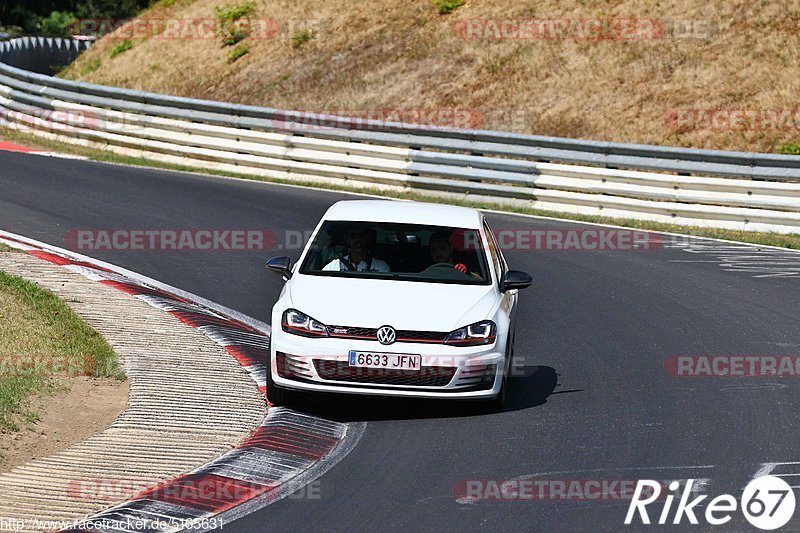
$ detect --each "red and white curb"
[0,230,365,532]
[0,140,37,152]
[0,139,87,159]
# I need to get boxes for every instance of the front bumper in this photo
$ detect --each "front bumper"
[270,330,505,399]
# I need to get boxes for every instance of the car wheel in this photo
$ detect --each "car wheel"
[266,369,290,406]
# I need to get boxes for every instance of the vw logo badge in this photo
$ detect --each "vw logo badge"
[376,326,396,345]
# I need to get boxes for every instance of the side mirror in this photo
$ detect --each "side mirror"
[266,256,293,280]
[500,270,532,292]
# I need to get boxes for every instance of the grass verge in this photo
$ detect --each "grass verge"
[1,127,799,250]
[0,269,125,435]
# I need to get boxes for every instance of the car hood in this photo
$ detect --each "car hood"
[287,274,499,332]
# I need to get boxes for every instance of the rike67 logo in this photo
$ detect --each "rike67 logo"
[625,476,796,530]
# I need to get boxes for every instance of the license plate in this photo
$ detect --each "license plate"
[348,351,421,371]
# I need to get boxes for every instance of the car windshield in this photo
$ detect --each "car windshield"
[299,221,492,285]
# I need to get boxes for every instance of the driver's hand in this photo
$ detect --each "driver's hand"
[454,263,467,273]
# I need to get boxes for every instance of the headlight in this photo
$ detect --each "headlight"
[281,309,329,338]
[443,320,496,346]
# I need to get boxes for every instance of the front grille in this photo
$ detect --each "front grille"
[327,326,447,344]
[313,360,456,387]
[396,330,447,343]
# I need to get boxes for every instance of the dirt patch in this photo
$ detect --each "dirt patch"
[0,376,129,472]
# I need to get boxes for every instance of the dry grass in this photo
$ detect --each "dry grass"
[60,0,800,152]
[0,244,14,253]
[0,270,124,434]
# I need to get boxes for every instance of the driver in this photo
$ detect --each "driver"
[428,231,469,273]
[322,226,391,272]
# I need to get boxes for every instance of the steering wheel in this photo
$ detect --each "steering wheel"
[426,262,469,274]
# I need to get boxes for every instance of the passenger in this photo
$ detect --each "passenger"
[322,226,391,272]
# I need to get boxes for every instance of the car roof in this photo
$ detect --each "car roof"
[322,200,484,229]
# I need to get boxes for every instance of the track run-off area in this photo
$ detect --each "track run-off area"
[2,150,800,531]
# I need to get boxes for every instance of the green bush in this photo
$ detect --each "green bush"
[292,28,313,48]
[36,10,75,37]
[227,43,249,63]
[779,143,800,155]
[4,6,39,33]
[215,2,256,45]
[109,39,134,58]
[431,0,465,15]
[75,0,149,19]
[215,2,256,22]
[0,25,24,38]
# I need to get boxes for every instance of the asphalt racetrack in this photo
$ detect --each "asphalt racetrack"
[2,151,799,531]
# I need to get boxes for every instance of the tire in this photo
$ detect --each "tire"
[266,368,290,406]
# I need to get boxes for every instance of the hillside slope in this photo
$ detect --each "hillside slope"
[61,0,800,153]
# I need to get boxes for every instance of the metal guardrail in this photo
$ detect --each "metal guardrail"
[1,36,799,233]
[0,36,91,74]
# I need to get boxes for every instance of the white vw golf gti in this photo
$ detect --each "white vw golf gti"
[265,200,532,406]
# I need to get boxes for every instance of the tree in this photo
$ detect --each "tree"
[0,0,153,35]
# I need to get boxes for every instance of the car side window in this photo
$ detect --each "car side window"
[483,220,505,282]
